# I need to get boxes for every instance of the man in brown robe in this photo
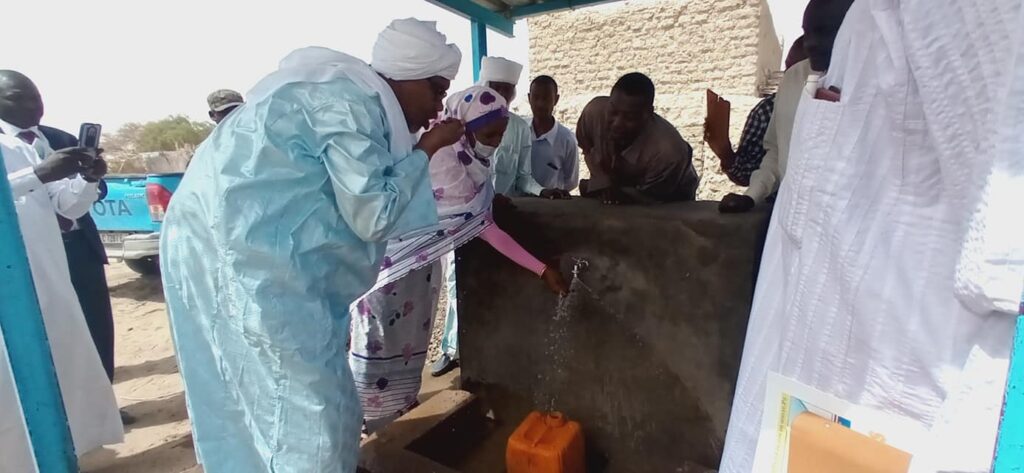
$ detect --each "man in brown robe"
[576,72,699,204]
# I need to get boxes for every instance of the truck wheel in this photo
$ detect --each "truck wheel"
[125,256,160,276]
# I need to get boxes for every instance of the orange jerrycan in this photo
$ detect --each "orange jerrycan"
[507,411,585,473]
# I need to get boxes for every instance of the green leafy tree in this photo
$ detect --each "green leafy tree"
[135,115,214,152]
[106,115,213,153]
[103,122,143,153]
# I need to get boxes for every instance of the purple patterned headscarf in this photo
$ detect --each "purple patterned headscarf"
[428,85,509,217]
[359,86,509,296]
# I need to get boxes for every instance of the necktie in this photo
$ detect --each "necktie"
[16,130,36,144]
[16,130,75,232]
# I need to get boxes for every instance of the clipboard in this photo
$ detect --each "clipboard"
[705,89,731,144]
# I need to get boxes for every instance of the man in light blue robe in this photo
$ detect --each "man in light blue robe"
[159,19,465,473]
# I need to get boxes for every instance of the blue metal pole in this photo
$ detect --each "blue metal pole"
[471,19,488,82]
[994,304,1024,472]
[0,149,77,472]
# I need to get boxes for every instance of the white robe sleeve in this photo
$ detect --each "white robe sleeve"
[893,0,1024,315]
[46,177,99,220]
[3,137,47,198]
[3,137,98,216]
[304,98,436,243]
[564,138,580,192]
[515,123,544,196]
[7,166,45,198]
[745,111,780,202]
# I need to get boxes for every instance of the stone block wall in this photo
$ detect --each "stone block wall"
[527,0,781,200]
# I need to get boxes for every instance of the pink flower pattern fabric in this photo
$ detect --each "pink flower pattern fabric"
[348,263,443,434]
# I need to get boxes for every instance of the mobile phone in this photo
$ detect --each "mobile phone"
[813,86,842,103]
[79,123,102,149]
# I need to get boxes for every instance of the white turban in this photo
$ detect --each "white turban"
[478,56,523,85]
[372,18,462,81]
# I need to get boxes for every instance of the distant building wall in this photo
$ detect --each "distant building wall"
[528,0,784,199]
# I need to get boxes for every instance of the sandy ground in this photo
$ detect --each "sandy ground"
[78,261,456,473]
[79,262,197,473]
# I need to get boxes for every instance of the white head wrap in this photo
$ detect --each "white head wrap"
[372,18,462,81]
[477,56,523,85]
[245,20,460,154]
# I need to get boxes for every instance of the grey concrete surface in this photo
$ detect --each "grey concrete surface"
[456,198,771,471]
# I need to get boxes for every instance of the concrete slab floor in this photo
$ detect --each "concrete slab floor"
[421,366,460,404]
[361,390,480,473]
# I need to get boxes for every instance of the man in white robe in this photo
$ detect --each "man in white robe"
[478,57,544,199]
[721,1,1024,472]
[0,135,122,472]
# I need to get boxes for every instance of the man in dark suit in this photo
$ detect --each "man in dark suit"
[0,70,116,385]
[40,126,116,380]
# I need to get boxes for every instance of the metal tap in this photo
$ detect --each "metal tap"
[571,258,589,279]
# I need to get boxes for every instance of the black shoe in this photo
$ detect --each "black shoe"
[120,409,137,426]
[430,354,459,377]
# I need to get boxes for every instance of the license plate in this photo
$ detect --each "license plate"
[100,233,128,245]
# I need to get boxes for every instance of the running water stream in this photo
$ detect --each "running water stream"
[535,258,602,411]
[535,257,652,412]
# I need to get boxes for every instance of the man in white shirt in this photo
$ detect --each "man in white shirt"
[0,71,125,405]
[0,132,123,471]
[528,75,579,193]
[718,2,846,213]
[477,57,567,200]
